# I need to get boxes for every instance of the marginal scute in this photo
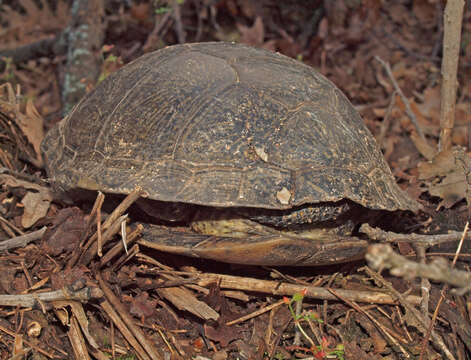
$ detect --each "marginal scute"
[41,42,419,213]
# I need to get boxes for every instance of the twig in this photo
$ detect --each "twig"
[419,222,468,360]
[0,214,24,236]
[0,226,46,251]
[142,11,172,52]
[101,187,145,231]
[172,0,186,43]
[438,0,465,151]
[80,191,105,245]
[0,286,103,308]
[226,299,285,326]
[66,314,91,360]
[329,289,413,358]
[414,245,430,322]
[66,192,105,269]
[366,243,471,292]
[0,32,67,72]
[100,300,151,360]
[0,323,55,358]
[78,186,144,265]
[62,0,105,114]
[374,56,426,141]
[194,273,421,305]
[293,294,303,346]
[360,223,470,247]
[80,214,128,265]
[193,0,204,41]
[361,267,455,360]
[96,193,104,257]
[109,243,139,272]
[377,91,396,148]
[99,224,143,267]
[97,272,163,360]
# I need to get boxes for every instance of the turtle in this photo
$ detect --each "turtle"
[41,42,419,266]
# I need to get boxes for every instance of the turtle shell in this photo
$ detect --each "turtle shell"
[41,42,419,213]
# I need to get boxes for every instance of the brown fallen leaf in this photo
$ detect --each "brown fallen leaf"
[410,131,436,161]
[0,174,53,228]
[129,291,158,319]
[21,190,52,228]
[418,147,471,208]
[412,0,437,28]
[43,207,88,256]
[237,16,276,51]
[0,83,44,167]
[50,266,90,289]
[237,16,264,47]
[204,321,240,348]
[203,283,241,347]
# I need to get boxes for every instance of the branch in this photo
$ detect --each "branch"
[0,32,67,72]
[366,244,471,293]
[0,286,103,308]
[439,0,465,151]
[61,0,105,114]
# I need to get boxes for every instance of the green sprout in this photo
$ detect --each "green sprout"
[155,6,170,14]
[283,290,344,359]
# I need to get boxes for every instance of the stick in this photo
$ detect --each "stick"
[97,272,163,360]
[0,226,46,251]
[438,0,465,151]
[0,286,103,308]
[374,56,426,141]
[194,273,421,305]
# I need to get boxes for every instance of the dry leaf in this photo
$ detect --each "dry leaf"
[412,0,436,27]
[0,174,53,228]
[0,83,45,167]
[43,208,87,256]
[410,131,436,160]
[204,322,240,347]
[417,86,440,124]
[24,99,45,159]
[130,291,158,318]
[237,16,264,47]
[418,147,471,208]
[21,190,52,228]
[2,0,70,42]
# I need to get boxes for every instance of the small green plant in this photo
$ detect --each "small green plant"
[283,290,344,360]
[154,0,184,14]
[97,45,123,84]
[115,354,137,360]
[1,57,16,82]
[155,6,170,14]
[273,352,285,360]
